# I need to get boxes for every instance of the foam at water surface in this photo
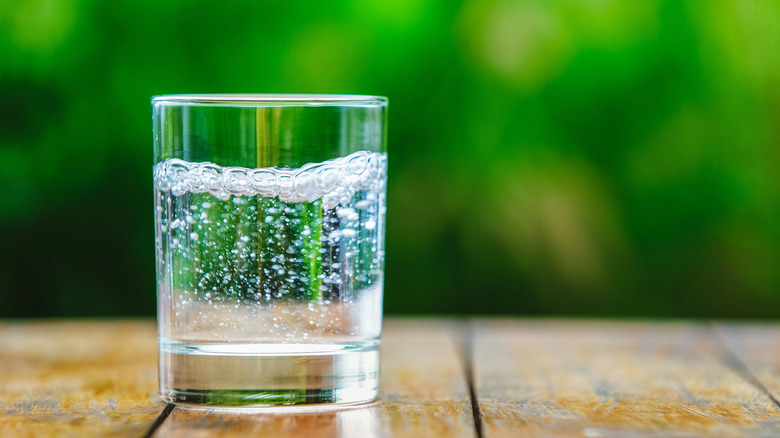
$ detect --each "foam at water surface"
[154,150,387,209]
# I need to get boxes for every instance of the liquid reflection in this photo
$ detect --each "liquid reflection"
[156,403,383,437]
[338,405,382,438]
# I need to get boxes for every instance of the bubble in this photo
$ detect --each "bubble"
[251,170,278,197]
[341,229,357,239]
[365,220,376,231]
[318,167,339,192]
[355,200,370,210]
[224,168,250,194]
[347,153,369,175]
[171,187,186,196]
[322,195,339,210]
[190,232,199,240]
[276,174,295,201]
[295,169,320,202]
[154,166,171,191]
[200,164,222,191]
[210,189,231,201]
[336,208,355,219]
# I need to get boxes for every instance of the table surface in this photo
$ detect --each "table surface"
[2,318,780,437]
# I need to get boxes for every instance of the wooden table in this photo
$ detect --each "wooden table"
[2,319,780,437]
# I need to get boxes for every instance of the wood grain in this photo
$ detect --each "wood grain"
[716,323,780,406]
[6,318,780,437]
[472,319,780,437]
[153,319,475,437]
[0,320,163,438]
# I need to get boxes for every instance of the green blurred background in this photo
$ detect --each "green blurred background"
[1,0,779,318]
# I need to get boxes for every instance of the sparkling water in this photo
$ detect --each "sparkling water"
[154,150,386,406]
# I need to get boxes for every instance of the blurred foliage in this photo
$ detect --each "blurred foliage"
[1,0,779,317]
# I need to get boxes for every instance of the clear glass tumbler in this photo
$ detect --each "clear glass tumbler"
[152,94,387,407]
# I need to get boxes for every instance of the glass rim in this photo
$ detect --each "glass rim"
[152,94,387,107]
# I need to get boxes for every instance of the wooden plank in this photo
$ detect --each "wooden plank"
[472,319,780,437]
[0,320,163,437]
[716,323,780,405]
[153,318,475,437]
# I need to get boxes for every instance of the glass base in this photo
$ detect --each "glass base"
[162,388,378,408]
[159,342,379,407]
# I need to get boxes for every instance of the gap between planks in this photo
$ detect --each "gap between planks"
[144,403,175,438]
[710,321,780,410]
[460,319,484,438]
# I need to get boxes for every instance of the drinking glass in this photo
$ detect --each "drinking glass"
[152,94,387,407]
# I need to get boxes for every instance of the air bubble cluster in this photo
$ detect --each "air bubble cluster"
[154,151,387,209]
